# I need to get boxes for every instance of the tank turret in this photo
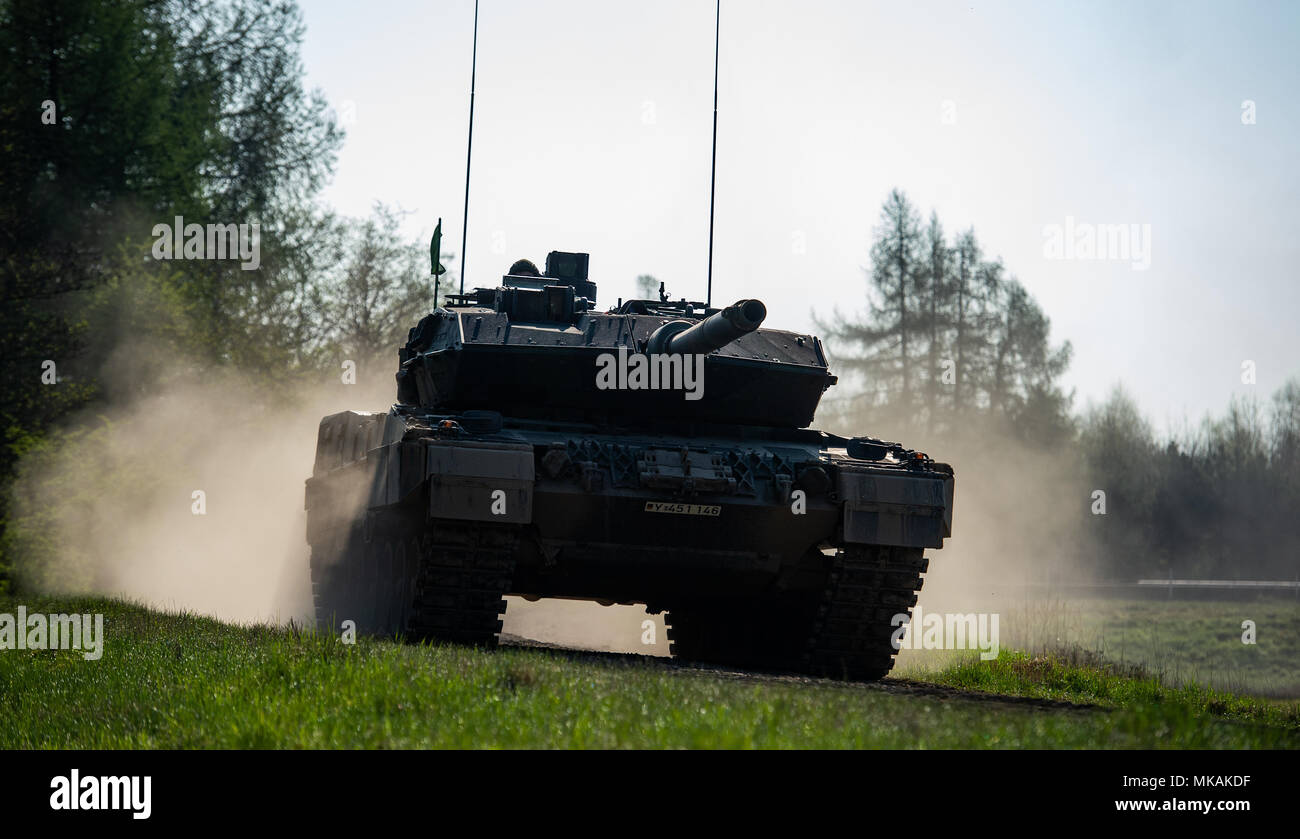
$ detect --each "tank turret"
[394,252,834,428]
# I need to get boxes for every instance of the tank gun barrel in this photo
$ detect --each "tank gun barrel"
[658,299,767,355]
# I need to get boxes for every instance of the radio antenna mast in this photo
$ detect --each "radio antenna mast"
[459,0,480,297]
[705,0,720,309]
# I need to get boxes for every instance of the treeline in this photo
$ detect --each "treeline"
[0,0,437,591]
[827,190,1300,582]
[1080,384,1300,581]
[821,189,1073,445]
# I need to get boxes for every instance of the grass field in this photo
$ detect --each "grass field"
[1,595,1297,749]
[1069,598,1300,697]
[894,595,1300,699]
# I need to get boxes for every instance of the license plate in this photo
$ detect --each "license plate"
[644,501,721,517]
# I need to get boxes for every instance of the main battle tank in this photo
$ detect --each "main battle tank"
[305,251,954,679]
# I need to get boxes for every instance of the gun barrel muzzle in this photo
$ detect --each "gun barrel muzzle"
[662,299,767,355]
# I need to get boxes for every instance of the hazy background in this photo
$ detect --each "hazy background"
[300,0,1300,430]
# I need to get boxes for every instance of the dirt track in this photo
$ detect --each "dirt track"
[499,634,1102,713]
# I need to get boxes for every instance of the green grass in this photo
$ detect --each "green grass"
[1,595,1297,749]
[900,596,1300,698]
[1071,599,1300,697]
[917,648,1300,730]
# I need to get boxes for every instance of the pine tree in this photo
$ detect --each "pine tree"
[920,212,951,430]
[824,189,926,415]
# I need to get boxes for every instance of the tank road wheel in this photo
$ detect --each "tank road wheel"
[310,518,518,646]
[803,545,929,681]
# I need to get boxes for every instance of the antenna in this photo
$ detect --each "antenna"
[706,0,720,309]
[459,0,480,297]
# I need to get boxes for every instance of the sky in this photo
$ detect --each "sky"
[297,0,1300,432]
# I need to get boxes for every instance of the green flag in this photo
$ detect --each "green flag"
[430,218,447,277]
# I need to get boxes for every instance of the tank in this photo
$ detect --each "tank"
[304,251,955,680]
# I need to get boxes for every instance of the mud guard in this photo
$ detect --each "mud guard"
[425,442,535,524]
[838,469,953,548]
[360,437,535,525]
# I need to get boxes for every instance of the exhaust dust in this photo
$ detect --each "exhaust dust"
[9,344,393,625]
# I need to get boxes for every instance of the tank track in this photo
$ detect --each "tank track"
[405,524,517,647]
[802,544,929,681]
[310,517,517,647]
[666,544,928,681]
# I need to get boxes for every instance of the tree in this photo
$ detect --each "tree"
[823,189,927,416]
[1080,382,1300,580]
[920,212,951,430]
[1269,379,1300,472]
[988,275,1073,439]
[947,228,991,418]
[1077,385,1160,577]
[313,204,439,379]
[0,0,342,586]
[1269,379,1300,577]
[821,189,1072,441]
[635,275,659,300]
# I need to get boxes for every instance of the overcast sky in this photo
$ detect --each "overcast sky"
[298,0,1299,431]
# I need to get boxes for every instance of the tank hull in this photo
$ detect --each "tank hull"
[305,406,954,680]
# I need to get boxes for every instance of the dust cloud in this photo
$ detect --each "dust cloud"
[820,411,1097,671]
[10,346,394,625]
[908,432,1093,608]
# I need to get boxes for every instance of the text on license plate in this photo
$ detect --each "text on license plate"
[644,502,721,517]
